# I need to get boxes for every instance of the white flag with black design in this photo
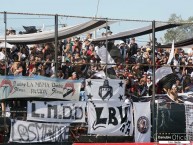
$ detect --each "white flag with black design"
[155,66,173,83]
[133,101,151,142]
[184,101,193,141]
[167,40,175,64]
[85,79,125,102]
[96,45,116,68]
[87,101,133,136]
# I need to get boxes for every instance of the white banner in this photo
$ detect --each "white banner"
[85,79,125,101]
[93,71,107,79]
[0,76,81,101]
[87,101,133,136]
[96,45,116,68]
[167,40,175,64]
[185,102,193,140]
[155,66,173,83]
[27,101,86,123]
[133,101,151,142]
[9,120,69,143]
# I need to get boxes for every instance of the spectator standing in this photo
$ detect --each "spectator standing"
[0,48,5,61]
[62,60,74,79]
[10,52,22,75]
[119,41,127,61]
[68,72,78,80]
[14,64,23,76]
[128,37,138,57]
[146,76,152,96]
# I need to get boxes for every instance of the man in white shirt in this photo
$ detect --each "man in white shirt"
[146,76,152,96]
[0,48,5,60]
[173,53,180,73]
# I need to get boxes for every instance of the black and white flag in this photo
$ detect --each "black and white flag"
[185,101,193,140]
[133,101,151,142]
[96,45,116,68]
[85,79,125,101]
[87,101,133,136]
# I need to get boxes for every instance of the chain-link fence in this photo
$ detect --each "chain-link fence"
[0,11,193,144]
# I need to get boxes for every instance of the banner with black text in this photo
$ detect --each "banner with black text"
[87,101,133,136]
[185,102,193,140]
[27,101,86,123]
[0,76,81,101]
[85,79,125,101]
[9,120,69,143]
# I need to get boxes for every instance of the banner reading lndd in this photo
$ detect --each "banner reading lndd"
[27,101,86,123]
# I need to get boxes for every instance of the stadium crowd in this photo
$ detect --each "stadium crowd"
[0,29,193,143]
[0,30,193,117]
[1,30,193,97]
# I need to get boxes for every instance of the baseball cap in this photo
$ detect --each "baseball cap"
[72,72,76,75]
[172,84,177,89]
[146,47,151,52]
[65,59,71,63]
[119,40,125,45]
[143,72,147,76]
[74,37,80,41]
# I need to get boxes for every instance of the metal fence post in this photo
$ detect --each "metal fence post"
[152,20,156,142]
[105,18,108,78]
[55,14,58,78]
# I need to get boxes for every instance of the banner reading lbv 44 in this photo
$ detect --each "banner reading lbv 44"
[87,101,133,136]
[27,101,86,123]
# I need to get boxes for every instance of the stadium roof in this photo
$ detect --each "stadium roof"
[0,20,108,44]
[92,23,180,42]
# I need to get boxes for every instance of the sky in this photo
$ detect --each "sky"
[0,0,192,21]
[0,0,193,44]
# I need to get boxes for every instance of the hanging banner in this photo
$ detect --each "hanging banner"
[185,102,193,141]
[87,101,133,136]
[9,120,69,143]
[27,101,86,123]
[73,143,190,145]
[85,79,125,101]
[133,102,151,142]
[0,76,81,101]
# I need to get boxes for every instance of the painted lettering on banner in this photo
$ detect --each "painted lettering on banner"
[27,101,86,123]
[9,120,69,143]
[0,76,81,101]
[87,101,133,136]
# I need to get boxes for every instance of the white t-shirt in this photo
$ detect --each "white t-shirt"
[0,52,5,60]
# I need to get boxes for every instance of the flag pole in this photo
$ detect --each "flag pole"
[54,14,58,78]
[4,11,7,75]
[105,18,108,78]
[152,20,157,141]
[3,11,7,143]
